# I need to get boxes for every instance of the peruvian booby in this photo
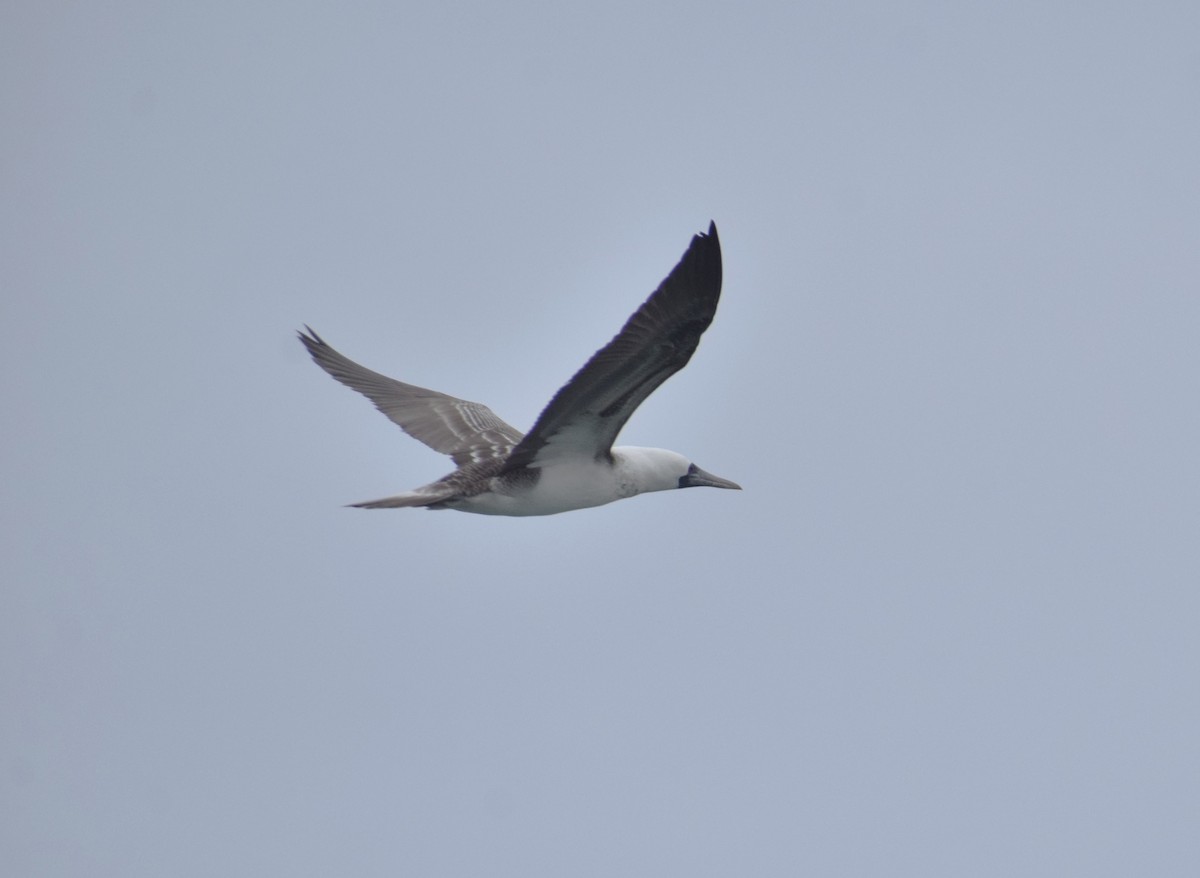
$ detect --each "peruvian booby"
[299,221,739,516]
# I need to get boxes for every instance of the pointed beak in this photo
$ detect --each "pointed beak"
[684,466,742,490]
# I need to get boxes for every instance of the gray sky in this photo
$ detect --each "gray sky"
[4,2,1199,875]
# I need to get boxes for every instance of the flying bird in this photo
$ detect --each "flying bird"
[299,221,739,516]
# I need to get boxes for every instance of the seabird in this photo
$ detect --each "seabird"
[299,221,740,516]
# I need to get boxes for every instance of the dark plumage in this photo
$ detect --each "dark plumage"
[300,222,739,515]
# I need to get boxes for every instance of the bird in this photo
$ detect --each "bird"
[299,221,740,516]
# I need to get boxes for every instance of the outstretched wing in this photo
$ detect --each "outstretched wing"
[299,328,523,467]
[501,222,723,472]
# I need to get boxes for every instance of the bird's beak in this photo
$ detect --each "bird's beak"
[684,466,742,490]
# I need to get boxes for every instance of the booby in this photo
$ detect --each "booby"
[299,221,739,516]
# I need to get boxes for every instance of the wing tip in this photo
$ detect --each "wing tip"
[691,221,721,263]
[298,325,326,349]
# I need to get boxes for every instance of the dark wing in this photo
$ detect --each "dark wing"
[299,328,523,467]
[501,221,722,472]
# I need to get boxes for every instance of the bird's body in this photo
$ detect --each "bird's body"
[387,446,691,517]
[300,222,739,516]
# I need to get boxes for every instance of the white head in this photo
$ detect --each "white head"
[612,446,742,496]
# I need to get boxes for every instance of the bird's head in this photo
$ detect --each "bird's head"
[613,447,742,496]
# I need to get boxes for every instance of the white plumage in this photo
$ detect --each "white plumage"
[299,222,739,516]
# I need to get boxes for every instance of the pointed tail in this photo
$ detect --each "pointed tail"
[347,484,458,509]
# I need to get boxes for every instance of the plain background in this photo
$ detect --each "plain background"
[4,2,1198,875]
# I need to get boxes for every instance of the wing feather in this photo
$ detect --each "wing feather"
[502,222,723,471]
[299,328,523,467]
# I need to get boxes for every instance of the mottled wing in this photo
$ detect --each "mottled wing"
[299,329,523,467]
[501,222,722,472]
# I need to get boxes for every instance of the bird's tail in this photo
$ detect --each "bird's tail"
[347,483,458,509]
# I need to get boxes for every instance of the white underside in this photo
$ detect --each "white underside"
[448,446,688,517]
[451,459,636,516]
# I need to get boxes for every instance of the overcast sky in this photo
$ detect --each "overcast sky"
[4,2,1199,876]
